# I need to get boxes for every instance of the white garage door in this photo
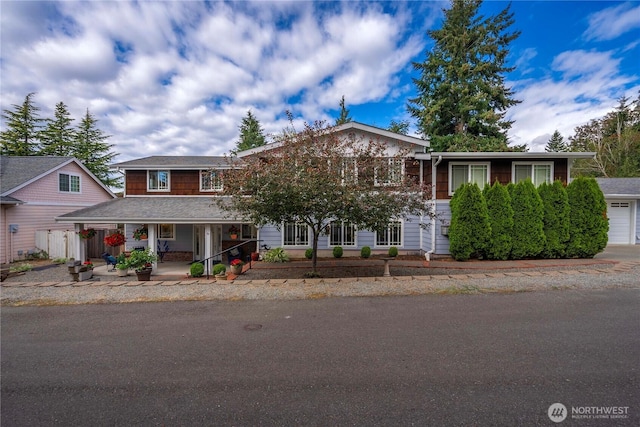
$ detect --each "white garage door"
[607,200,633,244]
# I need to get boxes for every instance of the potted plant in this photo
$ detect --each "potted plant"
[228,225,239,240]
[230,258,244,275]
[115,253,129,277]
[213,263,227,280]
[132,226,148,240]
[127,248,158,281]
[77,228,96,239]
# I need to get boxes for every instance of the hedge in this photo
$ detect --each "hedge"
[449,183,490,261]
[538,181,570,258]
[566,177,608,258]
[484,181,514,260]
[510,180,546,259]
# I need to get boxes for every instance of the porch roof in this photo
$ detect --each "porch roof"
[55,196,245,224]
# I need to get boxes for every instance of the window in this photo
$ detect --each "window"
[329,221,356,246]
[148,170,170,191]
[449,163,489,194]
[200,170,223,191]
[341,157,358,184]
[59,173,80,193]
[157,224,175,240]
[241,224,257,239]
[283,222,309,246]
[376,158,404,186]
[512,162,553,187]
[375,221,402,247]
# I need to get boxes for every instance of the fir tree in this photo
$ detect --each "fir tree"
[234,110,266,154]
[408,0,522,152]
[545,130,568,152]
[74,109,121,188]
[387,119,410,135]
[40,102,76,156]
[0,92,43,155]
[335,95,353,126]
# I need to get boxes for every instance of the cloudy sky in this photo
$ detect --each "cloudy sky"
[1,1,639,161]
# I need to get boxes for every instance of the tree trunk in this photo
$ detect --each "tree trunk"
[311,229,320,273]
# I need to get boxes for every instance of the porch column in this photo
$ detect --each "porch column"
[74,223,86,262]
[204,224,212,273]
[148,224,157,270]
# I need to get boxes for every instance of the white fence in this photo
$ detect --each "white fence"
[35,230,78,259]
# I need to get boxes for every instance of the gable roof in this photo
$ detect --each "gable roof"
[1,156,116,198]
[237,121,429,158]
[111,156,229,170]
[596,178,640,198]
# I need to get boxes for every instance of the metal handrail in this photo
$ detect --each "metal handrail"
[194,239,260,279]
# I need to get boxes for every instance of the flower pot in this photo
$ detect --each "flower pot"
[251,252,259,261]
[230,265,243,275]
[215,274,227,281]
[136,268,152,281]
[230,234,238,240]
[117,268,128,277]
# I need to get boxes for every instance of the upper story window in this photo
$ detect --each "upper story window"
[449,162,490,195]
[329,221,356,246]
[375,158,404,186]
[200,170,223,191]
[341,157,358,184]
[283,222,309,246]
[59,173,80,193]
[148,170,170,191]
[513,162,553,187]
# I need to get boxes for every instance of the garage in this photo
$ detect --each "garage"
[596,178,640,246]
[607,200,633,244]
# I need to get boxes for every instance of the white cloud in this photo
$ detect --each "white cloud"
[584,2,640,41]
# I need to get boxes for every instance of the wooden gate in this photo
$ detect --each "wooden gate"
[35,229,121,259]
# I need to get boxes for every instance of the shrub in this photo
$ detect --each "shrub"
[10,263,33,273]
[305,248,313,259]
[213,263,226,275]
[566,177,608,258]
[449,183,491,261]
[538,181,570,258]
[263,247,290,263]
[190,262,204,277]
[361,246,371,258]
[333,246,343,258]
[510,180,546,259]
[388,246,398,257]
[484,181,514,260]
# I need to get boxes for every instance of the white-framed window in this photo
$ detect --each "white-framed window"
[341,157,358,184]
[283,222,309,246]
[449,162,490,194]
[148,170,170,191]
[512,162,553,187]
[329,221,356,246]
[375,158,404,186]
[156,224,175,240]
[200,169,223,191]
[241,224,257,239]
[375,221,402,247]
[59,173,80,193]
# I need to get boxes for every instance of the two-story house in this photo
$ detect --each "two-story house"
[57,122,595,269]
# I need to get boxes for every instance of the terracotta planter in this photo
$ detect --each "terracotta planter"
[251,252,259,261]
[230,234,238,240]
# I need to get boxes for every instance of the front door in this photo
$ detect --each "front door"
[194,225,222,263]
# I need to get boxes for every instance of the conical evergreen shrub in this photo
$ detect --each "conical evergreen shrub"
[566,177,608,258]
[511,179,546,259]
[449,183,491,261]
[484,181,513,260]
[538,181,570,258]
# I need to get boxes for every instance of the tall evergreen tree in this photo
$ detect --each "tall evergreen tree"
[40,102,76,156]
[74,109,121,188]
[387,119,410,135]
[510,179,546,259]
[234,110,266,154]
[0,92,43,155]
[484,181,513,260]
[545,130,568,152]
[408,0,522,152]
[335,95,353,126]
[538,180,570,258]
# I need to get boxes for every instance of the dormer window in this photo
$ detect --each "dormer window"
[147,170,170,191]
[201,170,223,191]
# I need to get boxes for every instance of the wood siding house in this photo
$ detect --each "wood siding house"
[1,156,116,263]
[56,122,596,268]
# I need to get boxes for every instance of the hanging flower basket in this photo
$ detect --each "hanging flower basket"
[104,231,126,247]
[133,226,148,240]
[77,228,96,239]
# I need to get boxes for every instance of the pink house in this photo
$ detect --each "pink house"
[0,156,116,263]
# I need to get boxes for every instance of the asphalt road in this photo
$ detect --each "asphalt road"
[2,289,639,426]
